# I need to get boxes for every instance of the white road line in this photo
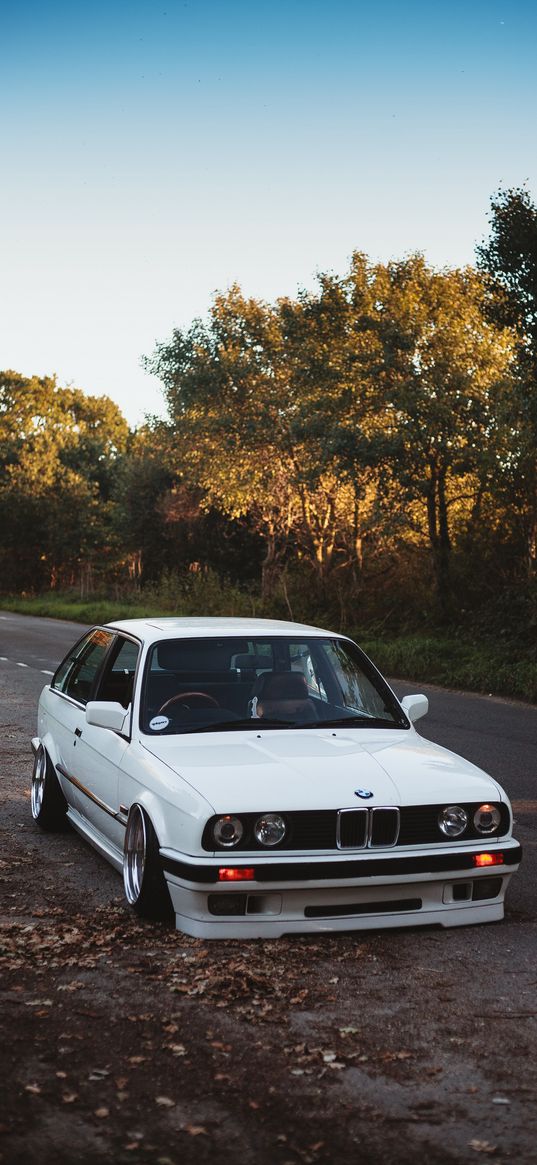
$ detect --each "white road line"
[0,657,53,674]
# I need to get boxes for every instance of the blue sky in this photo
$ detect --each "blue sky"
[1,0,536,426]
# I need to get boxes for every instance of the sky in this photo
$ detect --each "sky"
[1,0,536,428]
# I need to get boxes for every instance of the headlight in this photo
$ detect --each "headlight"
[254,813,286,847]
[438,805,468,838]
[213,815,244,848]
[473,804,501,834]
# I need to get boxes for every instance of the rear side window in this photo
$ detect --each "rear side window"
[52,629,114,705]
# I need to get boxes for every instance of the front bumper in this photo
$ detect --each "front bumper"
[159,840,522,938]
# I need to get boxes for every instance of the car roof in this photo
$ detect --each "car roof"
[103,616,341,644]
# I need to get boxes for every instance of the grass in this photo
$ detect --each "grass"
[3,594,537,704]
[2,594,157,624]
[358,634,537,704]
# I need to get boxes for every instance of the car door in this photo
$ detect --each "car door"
[70,634,141,854]
[47,628,116,815]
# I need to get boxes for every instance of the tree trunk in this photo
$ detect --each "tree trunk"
[261,531,280,600]
[426,458,452,619]
[527,471,537,578]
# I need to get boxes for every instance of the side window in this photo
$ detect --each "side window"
[322,641,386,716]
[97,637,140,708]
[53,630,114,706]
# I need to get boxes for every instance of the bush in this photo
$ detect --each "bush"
[3,582,537,704]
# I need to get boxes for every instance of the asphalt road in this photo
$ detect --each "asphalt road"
[1,610,537,1165]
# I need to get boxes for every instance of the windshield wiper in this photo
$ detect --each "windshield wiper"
[300,715,403,729]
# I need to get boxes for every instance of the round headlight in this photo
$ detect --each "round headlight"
[473,804,501,834]
[213,815,244,848]
[254,813,286,847]
[438,805,468,838]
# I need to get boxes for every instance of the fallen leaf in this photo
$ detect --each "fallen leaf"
[155,1096,175,1108]
[183,1124,208,1136]
[95,1107,109,1119]
[469,1141,497,1155]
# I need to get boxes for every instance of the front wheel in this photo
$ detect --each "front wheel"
[31,745,68,830]
[123,804,173,922]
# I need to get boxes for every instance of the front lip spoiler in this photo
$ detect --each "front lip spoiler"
[161,844,523,884]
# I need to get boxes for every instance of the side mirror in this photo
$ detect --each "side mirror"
[401,694,429,723]
[86,701,129,732]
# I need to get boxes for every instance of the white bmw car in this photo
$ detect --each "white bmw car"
[31,617,521,938]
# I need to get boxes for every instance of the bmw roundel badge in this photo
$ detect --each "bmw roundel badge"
[355,789,374,799]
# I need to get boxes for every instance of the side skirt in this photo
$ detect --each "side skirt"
[67,807,124,874]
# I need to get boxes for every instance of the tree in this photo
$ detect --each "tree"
[0,372,129,592]
[146,257,516,618]
[112,422,264,587]
[144,278,392,602]
[476,186,537,575]
[372,257,516,615]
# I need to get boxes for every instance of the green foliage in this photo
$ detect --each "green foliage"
[0,372,129,592]
[144,255,516,619]
[477,187,537,574]
[476,186,537,356]
[358,635,537,704]
[141,568,257,617]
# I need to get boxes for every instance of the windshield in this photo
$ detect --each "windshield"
[140,635,408,735]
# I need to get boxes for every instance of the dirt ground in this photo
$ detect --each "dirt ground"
[1,672,537,1165]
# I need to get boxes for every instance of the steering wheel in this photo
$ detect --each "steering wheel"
[158,691,220,714]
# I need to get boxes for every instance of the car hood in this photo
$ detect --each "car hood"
[141,727,503,814]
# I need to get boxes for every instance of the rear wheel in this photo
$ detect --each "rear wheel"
[123,804,173,922]
[31,745,68,830]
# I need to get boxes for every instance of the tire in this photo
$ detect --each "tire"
[123,804,173,922]
[31,745,68,831]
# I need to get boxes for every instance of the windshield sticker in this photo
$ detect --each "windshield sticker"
[149,715,170,732]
